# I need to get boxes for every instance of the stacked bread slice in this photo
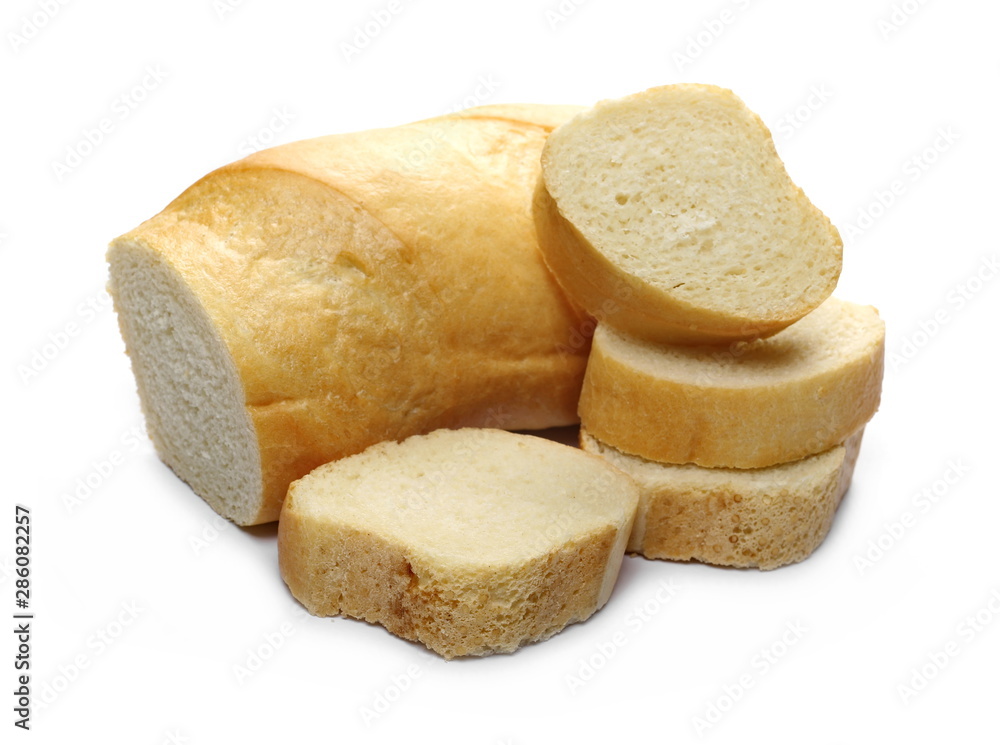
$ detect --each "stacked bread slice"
[577,302,884,570]
[535,84,885,569]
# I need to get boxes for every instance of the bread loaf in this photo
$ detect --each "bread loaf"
[581,428,863,570]
[534,84,842,344]
[578,298,884,468]
[107,105,589,526]
[278,428,639,658]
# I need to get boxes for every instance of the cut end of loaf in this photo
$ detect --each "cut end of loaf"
[107,238,263,525]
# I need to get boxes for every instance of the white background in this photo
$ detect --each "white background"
[3,0,998,742]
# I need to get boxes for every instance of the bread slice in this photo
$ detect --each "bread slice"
[579,298,884,468]
[581,428,863,570]
[535,83,842,344]
[107,105,590,526]
[278,428,639,658]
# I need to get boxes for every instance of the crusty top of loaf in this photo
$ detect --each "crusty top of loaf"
[447,103,586,130]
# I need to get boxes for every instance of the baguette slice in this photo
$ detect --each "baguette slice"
[580,428,863,570]
[535,83,842,344]
[579,298,884,468]
[278,428,639,658]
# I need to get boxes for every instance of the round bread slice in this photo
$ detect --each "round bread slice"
[579,298,884,468]
[581,428,864,570]
[535,83,842,344]
[278,428,639,658]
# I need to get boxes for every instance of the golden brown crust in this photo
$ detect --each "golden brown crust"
[581,428,865,570]
[445,103,586,130]
[279,512,620,658]
[578,304,885,469]
[277,429,638,657]
[111,106,590,524]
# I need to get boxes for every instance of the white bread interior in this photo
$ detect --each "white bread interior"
[536,83,842,344]
[278,428,639,658]
[109,240,261,524]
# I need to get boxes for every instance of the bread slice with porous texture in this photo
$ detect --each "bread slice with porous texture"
[580,428,864,570]
[278,428,639,658]
[535,83,842,344]
[579,297,884,468]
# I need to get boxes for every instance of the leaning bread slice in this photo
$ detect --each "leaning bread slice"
[579,298,884,468]
[535,83,842,344]
[278,428,639,658]
[580,428,863,570]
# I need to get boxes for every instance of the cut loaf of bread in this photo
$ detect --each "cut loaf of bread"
[580,428,863,570]
[535,83,842,344]
[579,298,884,468]
[108,105,590,526]
[278,428,639,658]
